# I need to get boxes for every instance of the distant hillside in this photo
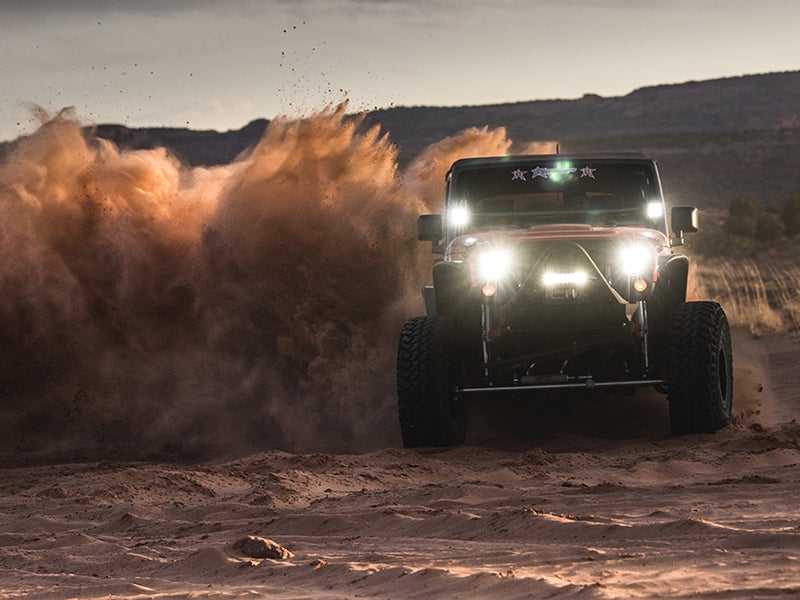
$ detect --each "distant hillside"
[90,119,270,166]
[366,71,800,161]
[566,128,800,207]
[2,71,800,208]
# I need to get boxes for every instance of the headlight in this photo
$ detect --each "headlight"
[475,247,513,282]
[618,243,655,276]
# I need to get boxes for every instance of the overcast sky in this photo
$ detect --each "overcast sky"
[1,0,798,142]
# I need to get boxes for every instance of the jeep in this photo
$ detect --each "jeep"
[397,155,732,447]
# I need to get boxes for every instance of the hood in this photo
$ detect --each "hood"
[447,224,670,260]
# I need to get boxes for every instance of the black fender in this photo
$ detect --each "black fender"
[432,261,471,317]
[648,254,690,369]
[654,254,690,305]
[432,261,481,345]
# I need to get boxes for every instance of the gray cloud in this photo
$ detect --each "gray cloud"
[1,0,798,142]
[1,0,217,11]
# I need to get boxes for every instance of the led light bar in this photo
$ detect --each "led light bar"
[543,271,588,286]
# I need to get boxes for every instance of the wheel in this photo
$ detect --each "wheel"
[667,301,733,435]
[396,316,467,447]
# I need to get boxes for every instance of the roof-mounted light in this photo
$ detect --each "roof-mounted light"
[647,201,663,219]
[448,205,471,229]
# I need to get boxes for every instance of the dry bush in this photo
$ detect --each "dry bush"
[694,256,800,335]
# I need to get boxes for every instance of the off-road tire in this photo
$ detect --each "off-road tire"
[667,301,733,435]
[396,316,467,447]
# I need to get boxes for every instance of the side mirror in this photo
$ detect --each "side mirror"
[671,206,698,246]
[418,214,444,254]
[418,214,442,241]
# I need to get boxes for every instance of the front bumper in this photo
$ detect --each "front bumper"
[457,376,666,395]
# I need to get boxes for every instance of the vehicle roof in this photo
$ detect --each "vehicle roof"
[448,154,656,174]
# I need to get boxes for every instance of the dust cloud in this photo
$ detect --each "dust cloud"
[0,105,514,458]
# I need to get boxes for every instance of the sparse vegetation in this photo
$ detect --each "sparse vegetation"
[688,196,800,257]
[685,201,800,335]
[692,251,800,335]
[725,197,784,239]
[782,196,800,236]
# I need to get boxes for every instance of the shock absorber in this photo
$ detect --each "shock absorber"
[481,297,492,383]
[638,299,650,375]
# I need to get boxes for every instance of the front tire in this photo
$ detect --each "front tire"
[667,301,733,435]
[396,316,467,447]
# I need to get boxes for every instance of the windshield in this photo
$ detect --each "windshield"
[447,161,664,232]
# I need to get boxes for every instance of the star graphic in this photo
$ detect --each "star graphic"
[580,166,596,179]
[531,166,549,179]
[511,168,527,181]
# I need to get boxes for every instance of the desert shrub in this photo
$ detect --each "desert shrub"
[783,197,800,237]
[686,206,751,257]
[757,210,784,238]
[724,197,763,237]
[722,197,784,241]
[688,231,754,257]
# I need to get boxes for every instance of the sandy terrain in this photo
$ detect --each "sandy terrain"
[0,328,798,599]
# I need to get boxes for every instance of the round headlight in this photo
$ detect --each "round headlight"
[618,243,655,276]
[475,248,513,282]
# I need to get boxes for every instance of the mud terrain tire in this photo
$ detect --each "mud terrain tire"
[396,316,467,447]
[668,301,733,435]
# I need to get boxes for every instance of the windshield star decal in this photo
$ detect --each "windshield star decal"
[531,166,549,179]
[513,165,583,181]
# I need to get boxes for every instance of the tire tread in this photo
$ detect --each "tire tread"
[396,316,464,447]
[668,301,733,435]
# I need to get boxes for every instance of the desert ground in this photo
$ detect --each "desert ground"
[1,327,798,599]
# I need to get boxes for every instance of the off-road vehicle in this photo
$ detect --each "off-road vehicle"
[397,155,732,447]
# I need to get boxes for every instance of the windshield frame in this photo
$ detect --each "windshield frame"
[445,156,667,239]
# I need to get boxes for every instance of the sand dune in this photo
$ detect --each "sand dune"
[0,328,798,598]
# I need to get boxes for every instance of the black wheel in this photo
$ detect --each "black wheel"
[396,316,467,447]
[667,301,733,435]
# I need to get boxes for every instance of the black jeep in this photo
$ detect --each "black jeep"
[397,155,732,447]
